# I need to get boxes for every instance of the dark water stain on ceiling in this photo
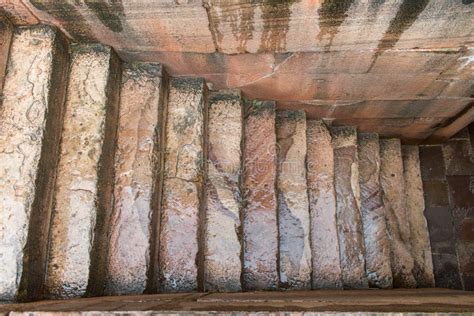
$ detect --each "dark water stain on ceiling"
[259,0,299,52]
[206,0,256,53]
[317,0,355,51]
[30,0,96,42]
[377,0,430,52]
[368,0,430,71]
[84,0,125,33]
[206,1,224,49]
[370,0,386,11]
[233,3,255,53]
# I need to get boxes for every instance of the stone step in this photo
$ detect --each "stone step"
[402,145,435,288]
[379,139,417,288]
[0,25,68,302]
[105,63,167,295]
[276,110,312,290]
[306,120,342,289]
[358,133,393,289]
[242,100,279,290]
[45,44,121,298]
[204,90,243,292]
[0,12,13,93]
[331,126,368,289]
[159,78,207,292]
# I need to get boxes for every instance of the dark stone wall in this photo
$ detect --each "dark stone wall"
[420,123,474,290]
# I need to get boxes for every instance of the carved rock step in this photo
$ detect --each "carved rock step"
[276,110,311,290]
[242,101,279,291]
[45,44,121,298]
[0,13,13,93]
[105,63,167,295]
[358,133,392,289]
[159,78,207,293]
[332,126,368,289]
[380,139,417,288]
[204,91,243,292]
[402,145,435,288]
[306,121,342,289]
[0,25,68,301]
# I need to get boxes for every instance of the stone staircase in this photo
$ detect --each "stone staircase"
[0,24,443,302]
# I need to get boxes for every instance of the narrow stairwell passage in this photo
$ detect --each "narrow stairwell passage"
[0,22,458,304]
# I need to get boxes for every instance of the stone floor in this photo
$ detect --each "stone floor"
[1,289,473,315]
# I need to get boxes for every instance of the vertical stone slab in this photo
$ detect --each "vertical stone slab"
[402,145,435,288]
[204,91,243,292]
[159,78,206,292]
[242,101,279,290]
[358,133,393,289]
[45,44,121,298]
[0,13,13,93]
[0,25,68,301]
[306,121,342,289]
[380,139,417,288]
[105,64,166,295]
[332,126,368,289]
[276,110,311,290]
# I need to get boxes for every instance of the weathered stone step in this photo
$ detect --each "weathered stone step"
[204,90,243,292]
[105,63,167,295]
[0,13,13,93]
[402,145,435,288]
[379,139,417,288]
[332,126,368,289]
[159,78,207,292]
[242,100,279,290]
[358,133,393,289]
[276,110,312,290]
[306,120,342,289]
[0,25,68,302]
[45,44,121,298]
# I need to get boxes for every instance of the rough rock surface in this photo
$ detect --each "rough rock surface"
[358,133,393,289]
[402,145,435,288]
[276,110,311,290]
[306,121,342,289]
[159,78,206,293]
[105,64,165,295]
[46,45,120,299]
[204,91,243,292]
[380,139,417,288]
[0,25,67,301]
[242,101,279,291]
[332,126,368,289]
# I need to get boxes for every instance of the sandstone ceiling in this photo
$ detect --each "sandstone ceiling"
[1,0,473,142]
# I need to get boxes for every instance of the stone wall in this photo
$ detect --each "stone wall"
[421,123,474,291]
